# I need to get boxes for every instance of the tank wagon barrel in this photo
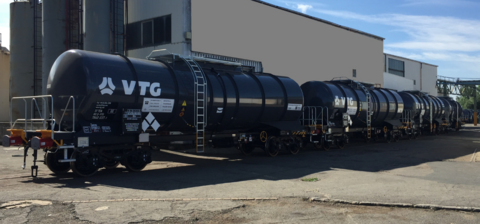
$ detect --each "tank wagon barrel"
[3,50,306,176]
[2,50,464,178]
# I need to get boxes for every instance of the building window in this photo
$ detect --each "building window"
[388,58,405,77]
[142,20,153,46]
[127,15,172,50]
[353,69,357,77]
[414,80,416,85]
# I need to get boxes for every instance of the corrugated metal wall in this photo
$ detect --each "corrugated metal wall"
[192,51,263,72]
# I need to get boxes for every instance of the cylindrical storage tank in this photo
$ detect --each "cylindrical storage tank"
[83,0,110,53]
[47,50,303,133]
[42,0,67,95]
[301,81,404,128]
[10,1,35,119]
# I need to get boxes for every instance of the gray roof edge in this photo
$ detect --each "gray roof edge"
[252,0,385,41]
[385,53,438,67]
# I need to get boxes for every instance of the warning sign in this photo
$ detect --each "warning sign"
[142,98,175,113]
[182,101,187,107]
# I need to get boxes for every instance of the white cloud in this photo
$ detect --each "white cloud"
[401,0,480,7]
[312,9,480,54]
[278,1,321,14]
[297,4,312,14]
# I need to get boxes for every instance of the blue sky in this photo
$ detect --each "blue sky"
[261,0,480,80]
[0,0,9,49]
[0,0,479,80]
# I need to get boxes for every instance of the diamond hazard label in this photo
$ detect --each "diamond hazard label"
[142,112,161,132]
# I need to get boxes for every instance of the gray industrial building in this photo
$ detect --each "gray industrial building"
[383,53,438,96]
[7,0,439,121]
[127,0,385,86]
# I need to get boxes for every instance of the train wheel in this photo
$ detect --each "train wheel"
[288,138,301,155]
[288,144,300,155]
[239,143,255,156]
[104,160,120,169]
[365,136,371,143]
[336,139,345,149]
[314,142,323,150]
[394,134,400,142]
[70,150,99,177]
[124,150,150,172]
[386,133,392,143]
[45,151,71,175]
[323,140,331,151]
[264,136,279,157]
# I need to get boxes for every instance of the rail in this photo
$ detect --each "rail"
[401,110,413,133]
[301,106,328,129]
[57,96,76,132]
[10,95,53,137]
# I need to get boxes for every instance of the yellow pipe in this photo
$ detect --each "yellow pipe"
[475,112,478,126]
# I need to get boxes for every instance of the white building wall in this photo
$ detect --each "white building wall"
[385,54,420,91]
[191,0,384,86]
[384,54,438,95]
[422,64,438,96]
[126,0,190,58]
[383,72,414,92]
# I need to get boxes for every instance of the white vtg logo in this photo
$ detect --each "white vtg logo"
[99,77,116,95]
[99,77,161,97]
[335,96,354,106]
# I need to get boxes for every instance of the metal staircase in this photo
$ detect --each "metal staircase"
[330,78,373,139]
[351,80,372,139]
[183,58,208,153]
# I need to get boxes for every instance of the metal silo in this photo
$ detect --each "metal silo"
[83,0,111,53]
[10,1,35,120]
[42,0,67,95]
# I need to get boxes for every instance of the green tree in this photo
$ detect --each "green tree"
[457,85,480,109]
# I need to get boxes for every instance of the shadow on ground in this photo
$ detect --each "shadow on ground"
[22,125,480,191]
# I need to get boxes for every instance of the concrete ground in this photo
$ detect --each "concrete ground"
[1,124,480,223]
